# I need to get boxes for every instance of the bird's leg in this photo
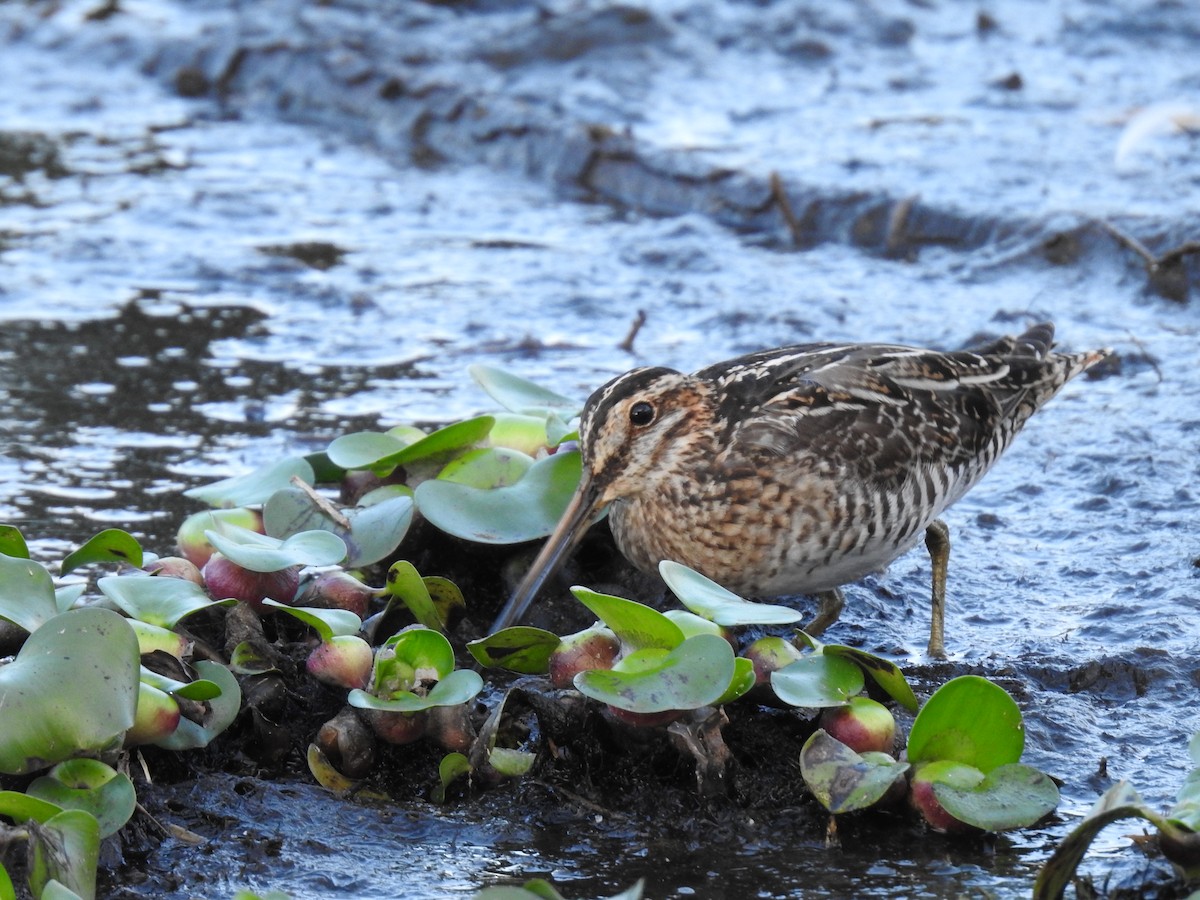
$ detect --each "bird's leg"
[924,519,950,659]
[805,588,844,637]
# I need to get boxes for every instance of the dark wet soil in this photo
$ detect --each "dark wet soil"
[2,0,1200,897]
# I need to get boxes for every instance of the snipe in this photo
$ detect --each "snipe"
[491,323,1109,657]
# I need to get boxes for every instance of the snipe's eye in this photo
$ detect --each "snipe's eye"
[629,401,656,426]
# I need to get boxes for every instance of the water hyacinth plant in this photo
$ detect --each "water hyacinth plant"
[0,529,244,897]
[0,365,1112,896]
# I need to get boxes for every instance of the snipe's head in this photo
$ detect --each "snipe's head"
[490,366,712,631]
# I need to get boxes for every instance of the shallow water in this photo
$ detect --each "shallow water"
[2,1,1199,897]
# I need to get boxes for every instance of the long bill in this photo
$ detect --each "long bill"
[489,476,605,633]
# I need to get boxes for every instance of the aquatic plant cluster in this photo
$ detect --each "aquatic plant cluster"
[0,368,1196,899]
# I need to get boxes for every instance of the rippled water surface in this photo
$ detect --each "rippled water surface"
[2,1,1198,897]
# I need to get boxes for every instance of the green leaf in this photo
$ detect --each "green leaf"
[1034,781,1162,900]
[713,656,757,706]
[467,627,560,674]
[823,644,919,712]
[374,627,456,688]
[571,586,684,651]
[770,654,866,709]
[382,561,445,630]
[205,524,346,573]
[575,634,736,714]
[658,560,803,626]
[414,449,582,544]
[488,747,536,778]
[468,364,579,416]
[662,609,725,638]
[55,584,86,615]
[29,809,99,900]
[0,859,15,900]
[0,790,64,824]
[261,599,362,642]
[486,414,557,455]
[262,486,413,568]
[137,666,224,701]
[60,529,143,575]
[433,752,473,803]
[0,552,58,633]
[26,760,136,839]
[0,608,140,775]
[228,641,278,675]
[934,762,1060,832]
[98,574,228,628]
[438,446,534,488]
[0,525,29,559]
[423,576,466,626]
[183,456,315,507]
[153,661,242,751]
[800,729,910,814]
[349,668,484,713]
[328,417,495,474]
[907,675,1024,772]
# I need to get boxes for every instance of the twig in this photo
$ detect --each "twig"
[770,171,805,247]
[617,309,647,353]
[1098,220,1156,267]
[289,475,351,529]
[529,779,630,821]
[1156,240,1200,270]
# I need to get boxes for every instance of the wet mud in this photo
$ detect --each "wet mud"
[2,0,1199,897]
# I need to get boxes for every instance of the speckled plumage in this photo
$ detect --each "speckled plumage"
[492,323,1109,655]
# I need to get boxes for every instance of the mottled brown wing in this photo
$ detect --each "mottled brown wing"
[715,343,1044,486]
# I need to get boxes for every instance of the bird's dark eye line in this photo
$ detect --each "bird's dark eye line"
[629,401,655,426]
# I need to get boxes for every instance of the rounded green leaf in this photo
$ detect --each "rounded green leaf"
[0,789,65,824]
[468,364,580,415]
[327,431,408,471]
[575,633,735,713]
[26,759,136,839]
[329,418,495,474]
[800,729,910,814]
[0,608,140,775]
[263,485,413,568]
[262,598,362,641]
[934,762,1060,831]
[138,667,224,701]
[29,808,99,900]
[414,449,582,544]
[488,747,536,778]
[437,446,534,489]
[60,529,143,575]
[98,574,226,629]
[378,627,456,681]
[349,668,484,713]
[382,561,443,630]
[0,525,29,559]
[770,654,866,709]
[659,560,803,626]
[486,414,556,455]
[0,552,58,633]
[153,661,242,751]
[205,524,346,573]
[434,751,473,803]
[662,609,725,639]
[467,627,561,673]
[183,456,315,508]
[824,644,919,712]
[571,586,684,651]
[713,656,757,706]
[907,675,1025,772]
